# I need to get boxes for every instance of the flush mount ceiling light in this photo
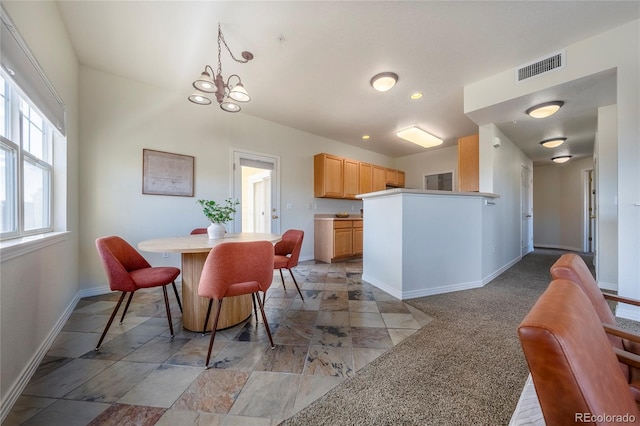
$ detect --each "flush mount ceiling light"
[552,155,572,163]
[361,135,371,140]
[540,137,567,148]
[396,126,443,148]
[410,92,423,100]
[370,72,398,92]
[188,23,253,113]
[526,101,564,118]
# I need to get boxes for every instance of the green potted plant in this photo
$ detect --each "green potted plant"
[197,198,239,239]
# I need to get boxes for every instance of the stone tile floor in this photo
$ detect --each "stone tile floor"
[4,259,432,426]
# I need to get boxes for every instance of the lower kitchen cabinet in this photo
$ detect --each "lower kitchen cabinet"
[314,217,363,263]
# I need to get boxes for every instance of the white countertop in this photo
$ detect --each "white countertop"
[357,188,499,199]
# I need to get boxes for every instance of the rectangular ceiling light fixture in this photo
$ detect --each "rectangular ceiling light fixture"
[396,126,443,148]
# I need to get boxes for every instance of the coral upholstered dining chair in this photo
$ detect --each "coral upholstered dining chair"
[274,229,304,300]
[190,228,208,235]
[198,241,275,368]
[94,236,182,351]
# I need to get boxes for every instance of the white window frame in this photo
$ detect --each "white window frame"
[1,70,54,240]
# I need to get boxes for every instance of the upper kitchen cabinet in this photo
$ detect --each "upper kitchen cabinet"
[458,134,479,192]
[386,168,405,188]
[359,162,373,194]
[372,165,387,192]
[314,153,404,199]
[314,153,344,198]
[343,158,360,199]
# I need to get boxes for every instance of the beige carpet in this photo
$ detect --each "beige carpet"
[281,250,584,425]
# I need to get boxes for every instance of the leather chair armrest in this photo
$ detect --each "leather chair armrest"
[614,347,640,370]
[603,292,640,307]
[604,323,640,344]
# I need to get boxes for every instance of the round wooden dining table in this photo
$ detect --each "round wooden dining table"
[138,232,281,331]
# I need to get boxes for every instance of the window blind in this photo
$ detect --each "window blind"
[1,6,66,135]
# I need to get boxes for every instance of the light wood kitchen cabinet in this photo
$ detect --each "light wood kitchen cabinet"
[314,217,363,263]
[314,153,404,198]
[458,134,479,192]
[386,169,406,188]
[352,220,364,255]
[343,158,360,199]
[314,153,344,198]
[359,162,373,194]
[372,165,387,192]
[333,221,353,258]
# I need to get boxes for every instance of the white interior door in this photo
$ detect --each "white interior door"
[232,150,280,234]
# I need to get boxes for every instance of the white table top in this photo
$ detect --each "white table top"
[138,233,281,254]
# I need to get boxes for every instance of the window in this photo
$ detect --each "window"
[1,70,54,239]
[424,171,454,191]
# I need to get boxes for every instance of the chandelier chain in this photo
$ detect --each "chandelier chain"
[217,23,250,75]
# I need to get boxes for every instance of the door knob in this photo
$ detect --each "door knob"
[272,215,279,219]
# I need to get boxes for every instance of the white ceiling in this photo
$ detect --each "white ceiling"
[55,1,639,163]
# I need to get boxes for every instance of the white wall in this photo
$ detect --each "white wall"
[78,66,395,291]
[478,124,532,276]
[596,105,618,291]
[465,20,640,315]
[395,145,458,190]
[0,1,80,419]
[533,157,594,251]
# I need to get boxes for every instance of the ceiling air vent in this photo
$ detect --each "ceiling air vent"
[515,50,566,83]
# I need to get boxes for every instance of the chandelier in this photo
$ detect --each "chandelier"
[188,23,253,112]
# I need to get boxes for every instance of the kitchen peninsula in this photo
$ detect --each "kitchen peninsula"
[358,188,500,300]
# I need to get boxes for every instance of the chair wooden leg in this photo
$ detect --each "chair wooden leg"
[202,299,213,335]
[96,291,127,351]
[288,268,304,300]
[205,299,224,368]
[172,281,183,313]
[120,292,135,323]
[162,286,174,338]
[256,292,275,349]
[279,268,287,289]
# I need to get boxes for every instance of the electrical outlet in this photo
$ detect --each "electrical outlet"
[162,252,169,258]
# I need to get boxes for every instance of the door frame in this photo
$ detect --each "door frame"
[230,148,281,234]
[521,164,533,256]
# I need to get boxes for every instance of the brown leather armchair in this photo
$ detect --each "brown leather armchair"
[518,279,640,425]
[550,253,640,400]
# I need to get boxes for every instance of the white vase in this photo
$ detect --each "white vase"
[207,223,226,240]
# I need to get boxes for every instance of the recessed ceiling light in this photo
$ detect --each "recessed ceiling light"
[396,126,443,148]
[410,92,423,100]
[552,155,572,163]
[540,137,567,148]
[370,72,398,92]
[526,101,564,118]
[362,135,370,140]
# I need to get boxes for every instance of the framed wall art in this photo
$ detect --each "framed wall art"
[142,149,194,196]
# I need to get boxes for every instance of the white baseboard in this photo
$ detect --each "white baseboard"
[361,275,403,299]
[616,304,640,322]
[483,256,521,285]
[79,285,112,298]
[598,281,618,292]
[0,292,81,423]
[402,280,484,299]
[533,243,583,252]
